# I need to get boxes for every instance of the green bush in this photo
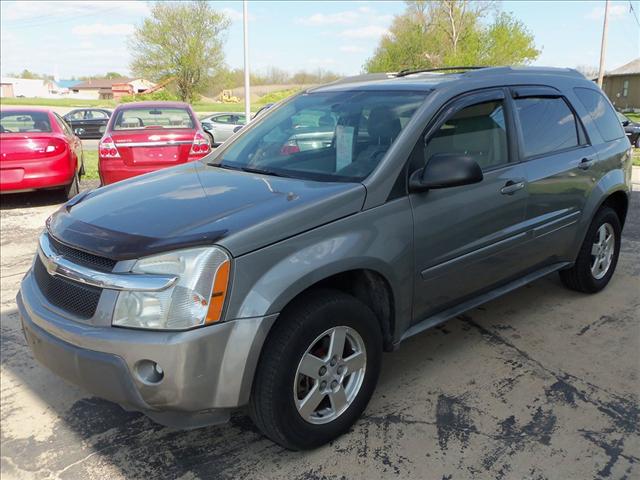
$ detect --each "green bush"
[119,90,179,103]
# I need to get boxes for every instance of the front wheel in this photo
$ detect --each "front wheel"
[560,206,621,293]
[249,289,382,450]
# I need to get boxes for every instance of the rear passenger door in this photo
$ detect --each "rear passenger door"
[410,89,529,323]
[511,87,597,266]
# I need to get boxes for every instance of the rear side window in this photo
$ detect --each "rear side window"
[573,87,624,142]
[515,97,579,157]
[113,107,194,130]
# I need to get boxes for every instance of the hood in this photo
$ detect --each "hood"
[47,161,366,260]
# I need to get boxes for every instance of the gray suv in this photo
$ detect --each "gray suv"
[18,67,632,450]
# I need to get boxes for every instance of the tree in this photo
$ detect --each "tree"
[130,1,230,102]
[364,0,539,72]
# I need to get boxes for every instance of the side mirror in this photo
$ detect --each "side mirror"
[621,120,630,127]
[409,153,483,192]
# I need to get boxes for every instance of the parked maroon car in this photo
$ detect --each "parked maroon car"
[0,108,84,199]
[98,101,210,185]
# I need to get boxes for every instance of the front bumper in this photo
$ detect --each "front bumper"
[18,272,277,428]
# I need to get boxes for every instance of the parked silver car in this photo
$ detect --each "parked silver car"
[18,67,632,451]
[200,113,246,146]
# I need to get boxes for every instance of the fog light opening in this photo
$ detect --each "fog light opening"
[135,359,164,384]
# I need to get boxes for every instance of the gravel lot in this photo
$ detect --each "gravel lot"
[1,180,638,480]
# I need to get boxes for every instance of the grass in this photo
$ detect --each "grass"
[625,113,640,123]
[632,149,640,167]
[0,96,291,113]
[83,150,99,180]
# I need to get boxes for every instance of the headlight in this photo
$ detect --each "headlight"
[113,247,230,330]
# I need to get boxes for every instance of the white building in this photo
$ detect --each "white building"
[0,77,61,98]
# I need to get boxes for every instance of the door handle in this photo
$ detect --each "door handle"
[500,179,526,195]
[578,158,595,170]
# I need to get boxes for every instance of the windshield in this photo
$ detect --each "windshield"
[215,90,428,182]
[0,111,52,133]
[112,107,194,130]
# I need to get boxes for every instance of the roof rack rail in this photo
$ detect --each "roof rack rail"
[395,66,487,77]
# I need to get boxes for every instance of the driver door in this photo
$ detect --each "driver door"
[410,89,530,323]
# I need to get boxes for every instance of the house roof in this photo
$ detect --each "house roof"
[72,78,132,89]
[606,58,640,77]
[57,79,81,89]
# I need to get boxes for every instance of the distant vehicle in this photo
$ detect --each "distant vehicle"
[98,101,210,185]
[63,108,112,139]
[0,108,84,199]
[617,112,640,147]
[200,113,246,146]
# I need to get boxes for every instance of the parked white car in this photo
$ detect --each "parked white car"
[200,113,246,146]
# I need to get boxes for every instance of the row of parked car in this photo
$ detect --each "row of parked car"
[0,96,636,198]
[0,101,273,196]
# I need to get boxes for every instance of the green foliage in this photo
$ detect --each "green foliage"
[364,0,540,72]
[10,69,55,81]
[130,0,230,103]
[119,90,180,103]
[82,150,100,180]
[258,88,301,104]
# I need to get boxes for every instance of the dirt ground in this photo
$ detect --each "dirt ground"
[1,181,638,480]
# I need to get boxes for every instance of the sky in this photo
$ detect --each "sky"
[0,0,638,80]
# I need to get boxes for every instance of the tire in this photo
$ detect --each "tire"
[635,136,639,148]
[63,173,80,200]
[249,289,382,450]
[559,207,621,293]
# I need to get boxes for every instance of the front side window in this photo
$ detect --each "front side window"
[0,111,52,133]
[573,87,624,143]
[112,107,194,130]
[425,100,509,171]
[217,90,428,182]
[87,110,108,119]
[515,97,579,157]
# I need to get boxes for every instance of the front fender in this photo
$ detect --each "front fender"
[225,198,415,340]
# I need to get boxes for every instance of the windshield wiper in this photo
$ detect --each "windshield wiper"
[215,163,288,178]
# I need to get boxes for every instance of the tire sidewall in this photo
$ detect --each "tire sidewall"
[270,296,382,449]
[581,208,621,291]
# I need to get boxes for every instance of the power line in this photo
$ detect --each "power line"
[3,6,119,30]
[629,1,640,27]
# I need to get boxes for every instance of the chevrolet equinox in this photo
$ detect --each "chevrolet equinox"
[18,67,632,450]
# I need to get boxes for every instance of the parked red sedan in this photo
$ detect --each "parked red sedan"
[98,101,211,185]
[0,108,84,199]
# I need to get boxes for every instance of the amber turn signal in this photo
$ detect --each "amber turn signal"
[206,260,230,324]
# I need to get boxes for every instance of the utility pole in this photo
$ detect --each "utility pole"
[243,0,251,124]
[597,0,610,88]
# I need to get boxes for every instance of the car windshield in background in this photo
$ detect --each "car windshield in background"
[112,107,194,130]
[216,90,428,182]
[0,111,52,133]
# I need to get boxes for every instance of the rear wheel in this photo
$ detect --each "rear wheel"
[249,289,382,450]
[560,207,621,293]
[63,173,80,200]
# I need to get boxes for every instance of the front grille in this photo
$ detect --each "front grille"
[48,234,117,272]
[33,256,102,319]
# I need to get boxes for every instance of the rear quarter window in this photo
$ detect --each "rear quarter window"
[573,87,625,142]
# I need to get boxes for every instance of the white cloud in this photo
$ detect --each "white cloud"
[338,25,388,39]
[339,45,366,53]
[1,1,148,22]
[72,23,135,36]
[585,3,628,21]
[296,6,392,26]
